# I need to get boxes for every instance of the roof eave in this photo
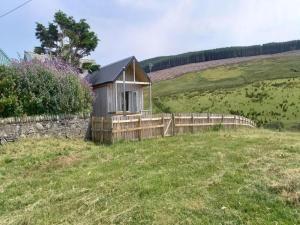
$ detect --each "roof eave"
[92,81,114,89]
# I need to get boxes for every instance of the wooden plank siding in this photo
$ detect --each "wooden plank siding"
[92,62,149,116]
[91,113,256,144]
[92,85,108,116]
[93,82,145,116]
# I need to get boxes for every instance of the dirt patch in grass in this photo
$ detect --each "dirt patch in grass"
[41,154,82,171]
[268,168,300,205]
[55,155,80,167]
[183,197,206,211]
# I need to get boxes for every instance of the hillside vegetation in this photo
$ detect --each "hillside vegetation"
[0,129,300,224]
[151,56,300,130]
[141,40,300,72]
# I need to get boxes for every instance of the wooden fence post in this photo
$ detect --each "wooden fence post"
[109,117,114,144]
[91,116,94,142]
[161,115,165,137]
[172,113,175,136]
[191,113,194,133]
[234,115,236,128]
[100,117,104,143]
[138,115,142,141]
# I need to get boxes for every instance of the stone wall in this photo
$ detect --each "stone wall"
[0,114,91,140]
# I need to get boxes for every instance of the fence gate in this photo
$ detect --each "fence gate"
[162,114,173,137]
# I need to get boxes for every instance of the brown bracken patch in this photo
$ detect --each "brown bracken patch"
[54,155,80,167]
[39,154,82,172]
[269,168,300,205]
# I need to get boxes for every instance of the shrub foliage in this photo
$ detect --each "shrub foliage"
[0,60,93,117]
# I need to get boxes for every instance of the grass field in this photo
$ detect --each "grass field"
[0,129,299,224]
[151,56,300,130]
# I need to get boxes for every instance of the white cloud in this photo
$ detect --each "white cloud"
[9,0,300,65]
[98,0,300,64]
[93,0,202,64]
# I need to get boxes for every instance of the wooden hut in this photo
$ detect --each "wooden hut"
[87,56,152,116]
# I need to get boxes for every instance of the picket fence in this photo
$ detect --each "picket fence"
[91,113,255,144]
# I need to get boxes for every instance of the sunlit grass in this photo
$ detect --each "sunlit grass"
[0,129,299,224]
[201,65,243,81]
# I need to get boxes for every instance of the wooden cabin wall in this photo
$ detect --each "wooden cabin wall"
[115,84,143,113]
[93,85,108,116]
[116,64,149,82]
[116,71,134,81]
[93,58,149,116]
[107,83,115,113]
[93,83,145,116]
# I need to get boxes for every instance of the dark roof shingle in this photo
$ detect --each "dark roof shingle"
[87,56,135,86]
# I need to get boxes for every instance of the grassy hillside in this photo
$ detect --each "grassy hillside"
[151,56,300,129]
[0,129,300,224]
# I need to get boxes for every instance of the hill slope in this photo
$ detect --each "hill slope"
[151,55,300,129]
[149,50,300,82]
[0,130,299,224]
[141,40,300,73]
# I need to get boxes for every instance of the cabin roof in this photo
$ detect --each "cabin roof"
[87,56,150,86]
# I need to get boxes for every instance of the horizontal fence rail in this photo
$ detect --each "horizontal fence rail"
[91,113,256,144]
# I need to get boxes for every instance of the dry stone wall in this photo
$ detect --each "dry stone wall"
[0,114,91,141]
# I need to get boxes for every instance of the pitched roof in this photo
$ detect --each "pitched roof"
[87,56,149,86]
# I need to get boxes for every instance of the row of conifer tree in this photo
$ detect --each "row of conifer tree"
[141,40,300,72]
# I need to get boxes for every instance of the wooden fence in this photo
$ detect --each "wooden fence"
[91,113,256,144]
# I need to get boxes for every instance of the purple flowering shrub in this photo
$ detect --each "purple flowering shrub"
[0,59,93,117]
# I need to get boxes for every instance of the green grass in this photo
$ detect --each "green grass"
[200,65,244,81]
[152,56,300,97]
[0,129,299,224]
[151,56,300,129]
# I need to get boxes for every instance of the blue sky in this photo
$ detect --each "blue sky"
[1,0,300,65]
